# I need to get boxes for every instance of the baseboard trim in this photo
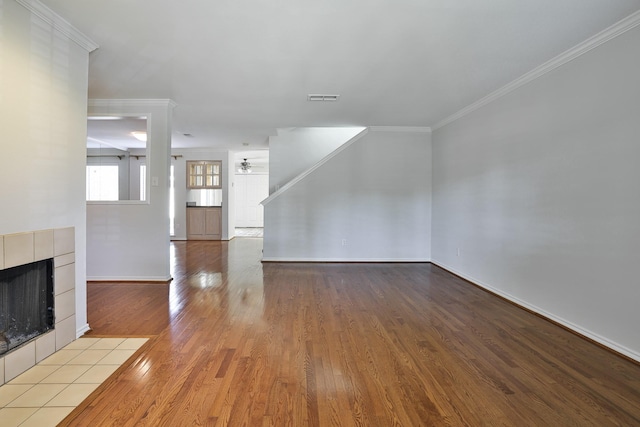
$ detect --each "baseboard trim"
[430,260,640,365]
[76,323,91,338]
[262,257,430,263]
[86,275,173,283]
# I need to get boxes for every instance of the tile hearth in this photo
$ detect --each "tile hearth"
[0,337,147,427]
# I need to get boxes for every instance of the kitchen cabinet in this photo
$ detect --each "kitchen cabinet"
[186,207,221,240]
[186,160,222,189]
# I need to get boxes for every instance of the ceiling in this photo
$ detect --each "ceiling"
[42,0,640,151]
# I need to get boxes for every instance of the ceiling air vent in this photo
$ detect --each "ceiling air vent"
[307,94,340,102]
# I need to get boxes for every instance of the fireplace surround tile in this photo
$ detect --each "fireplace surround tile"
[55,290,75,323]
[1,227,77,387]
[55,253,75,268]
[4,233,34,269]
[34,230,54,262]
[54,263,75,296]
[5,342,36,382]
[35,332,56,364]
[54,228,74,257]
[56,316,76,351]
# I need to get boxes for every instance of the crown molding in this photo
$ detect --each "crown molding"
[433,10,640,131]
[89,99,177,109]
[16,0,98,53]
[369,126,432,133]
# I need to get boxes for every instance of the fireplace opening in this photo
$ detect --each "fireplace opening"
[0,259,54,356]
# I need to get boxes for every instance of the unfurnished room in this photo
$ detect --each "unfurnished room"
[1,1,640,425]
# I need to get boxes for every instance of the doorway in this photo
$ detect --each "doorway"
[234,151,269,237]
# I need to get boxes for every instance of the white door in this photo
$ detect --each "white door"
[235,174,269,227]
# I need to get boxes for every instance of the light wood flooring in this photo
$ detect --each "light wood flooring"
[61,239,640,426]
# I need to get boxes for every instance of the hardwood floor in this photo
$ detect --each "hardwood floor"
[63,239,640,426]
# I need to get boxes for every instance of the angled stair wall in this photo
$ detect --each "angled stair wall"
[263,127,432,261]
[268,127,366,194]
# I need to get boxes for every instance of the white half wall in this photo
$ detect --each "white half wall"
[264,128,432,261]
[269,127,365,194]
[431,24,640,360]
[0,1,96,335]
[87,100,174,281]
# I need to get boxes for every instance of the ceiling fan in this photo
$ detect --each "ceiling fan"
[238,158,252,173]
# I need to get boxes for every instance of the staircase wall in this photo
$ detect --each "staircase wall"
[263,128,432,261]
[268,127,365,194]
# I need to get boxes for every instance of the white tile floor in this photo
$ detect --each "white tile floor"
[235,227,264,237]
[0,337,147,427]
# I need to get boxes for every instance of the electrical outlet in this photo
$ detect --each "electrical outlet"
[342,239,347,246]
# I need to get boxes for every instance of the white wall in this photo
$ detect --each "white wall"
[226,151,236,238]
[269,127,365,193]
[171,150,235,240]
[264,128,432,261]
[87,100,174,281]
[432,24,640,360]
[0,1,94,335]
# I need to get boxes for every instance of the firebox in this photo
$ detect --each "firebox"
[0,258,54,356]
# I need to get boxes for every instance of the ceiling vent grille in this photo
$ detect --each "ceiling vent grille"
[307,94,340,102]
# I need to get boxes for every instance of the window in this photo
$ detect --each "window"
[140,164,147,202]
[187,160,222,189]
[86,165,119,201]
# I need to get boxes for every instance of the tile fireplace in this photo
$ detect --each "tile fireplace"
[0,227,77,385]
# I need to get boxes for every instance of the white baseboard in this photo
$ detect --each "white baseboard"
[87,275,172,282]
[76,323,91,338]
[431,260,640,363]
[262,257,430,262]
